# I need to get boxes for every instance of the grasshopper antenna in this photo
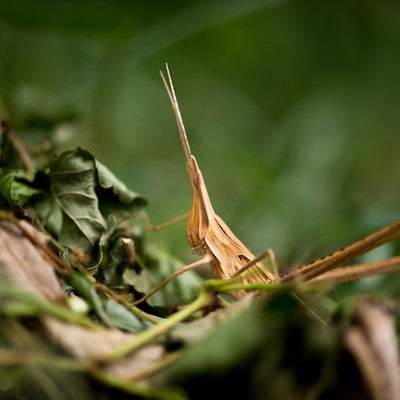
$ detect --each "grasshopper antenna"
[160,63,192,161]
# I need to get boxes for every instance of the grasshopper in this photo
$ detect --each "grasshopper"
[160,66,276,299]
[134,65,400,305]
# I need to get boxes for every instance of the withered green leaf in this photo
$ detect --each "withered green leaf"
[48,148,107,253]
[47,148,146,255]
[104,299,156,332]
[0,169,41,207]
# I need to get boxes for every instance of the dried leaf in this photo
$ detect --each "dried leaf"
[0,219,166,383]
[343,299,400,400]
[0,220,63,301]
[43,318,164,379]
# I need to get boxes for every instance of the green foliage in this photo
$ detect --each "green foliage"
[46,148,146,254]
[0,141,202,307]
[48,149,108,253]
[104,299,156,332]
[0,169,40,206]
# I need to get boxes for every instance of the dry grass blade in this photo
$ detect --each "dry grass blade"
[160,65,275,299]
[311,256,400,284]
[132,256,211,306]
[280,220,400,283]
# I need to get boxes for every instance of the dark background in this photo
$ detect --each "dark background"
[1,0,399,270]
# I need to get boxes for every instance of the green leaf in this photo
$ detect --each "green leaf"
[48,148,107,253]
[0,169,41,207]
[30,193,63,236]
[104,299,155,332]
[46,147,147,262]
[95,159,147,207]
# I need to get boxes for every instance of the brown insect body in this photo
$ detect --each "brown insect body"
[161,67,274,298]
[186,155,275,288]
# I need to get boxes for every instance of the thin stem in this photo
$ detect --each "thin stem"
[311,256,400,284]
[6,128,34,173]
[212,279,282,294]
[36,295,99,328]
[95,283,160,325]
[89,369,184,400]
[16,220,72,272]
[0,349,84,370]
[132,255,211,306]
[142,211,189,231]
[209,277,326,329]
[103,287,212,361]
[232,249,275,278]
[127,351,181,381]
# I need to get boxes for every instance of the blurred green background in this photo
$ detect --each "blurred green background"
[1,0,400,269]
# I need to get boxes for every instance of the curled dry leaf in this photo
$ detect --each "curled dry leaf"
[0,220,64,302]
[0,219,164,380]
[343,299,400,400]
[44,318,164,379]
